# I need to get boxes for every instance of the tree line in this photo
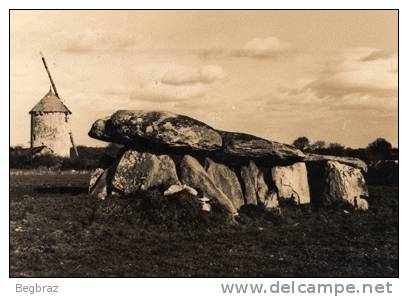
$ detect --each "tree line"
[292,137,398,161]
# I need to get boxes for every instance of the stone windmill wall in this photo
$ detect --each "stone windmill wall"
[29,89,72,157]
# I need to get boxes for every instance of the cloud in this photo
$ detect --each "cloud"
[124,63,226,102]
[54,30,139,53]
[161,65,226,86]
[198,36,291,60]
[233,37,291,58]
[251,47,398,115]
[247,87,397,135]
[358,49,395,62]
[304,47,397,98]
[131,81,207,102]
[94,63,225,104]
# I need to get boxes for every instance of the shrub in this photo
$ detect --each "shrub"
[61,157,100,170]
[10,146,121,170]
[366,161,399,186]
[93,189,231,231]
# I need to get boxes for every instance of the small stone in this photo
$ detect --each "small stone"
[355,197,369,210]
[199,197,212,212]
[164,184,198,196]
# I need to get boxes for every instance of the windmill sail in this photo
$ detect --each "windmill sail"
[40,52,60,99]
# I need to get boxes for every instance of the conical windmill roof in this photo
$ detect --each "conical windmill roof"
[29,88,71,114]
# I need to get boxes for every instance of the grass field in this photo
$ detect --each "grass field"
[10,170,398,277]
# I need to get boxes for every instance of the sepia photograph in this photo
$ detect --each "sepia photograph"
[9,9,398,278]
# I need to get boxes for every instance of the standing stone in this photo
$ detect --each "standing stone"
[240,161,278,208]
[271,162,311,204]
[111,150,180,195]
[241,162,259,205]
[89,168,105,193]
[89,168,108,200]
[179,155,238,216]
[205,158,245,209]
[323,161,369,205]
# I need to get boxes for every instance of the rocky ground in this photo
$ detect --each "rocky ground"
[10,170,398,277]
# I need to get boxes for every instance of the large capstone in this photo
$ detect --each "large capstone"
[179,155,238,216]
[89,110,223,152]
[111,150,180,195]
[219,131,305,166]
[271,162,311,204]
[305,153,368,172]
[205,158,245,209]
[88,117,111,142]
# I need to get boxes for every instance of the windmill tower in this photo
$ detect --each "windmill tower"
[29,53,78,157]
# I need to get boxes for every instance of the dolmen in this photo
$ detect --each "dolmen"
[88,110,369,217]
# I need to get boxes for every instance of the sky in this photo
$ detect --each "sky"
[10,10,398,148]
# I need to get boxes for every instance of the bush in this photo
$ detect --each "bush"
[366,161,399,186]
[31,155,65,169]
[10,150,32,169]
[10,146,121,170]
[93,190,231,231]
[10,150,64,169]
[61,157,100,170]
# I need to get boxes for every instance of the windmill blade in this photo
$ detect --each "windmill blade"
[40,51,60,99]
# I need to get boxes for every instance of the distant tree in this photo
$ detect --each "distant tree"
[10,146,23,151]
[105,143,123,156]
[310,140,326,151]
[367,138,392,160]
[328,142,344,149]
[327,142,345,156]
[292,137,310,150]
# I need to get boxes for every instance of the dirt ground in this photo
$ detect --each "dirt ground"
[10,170,398,277]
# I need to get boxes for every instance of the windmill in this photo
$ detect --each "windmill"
[29,53,79,157]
